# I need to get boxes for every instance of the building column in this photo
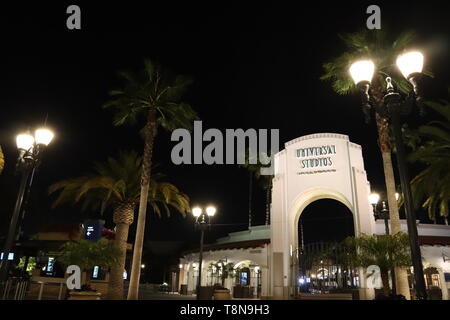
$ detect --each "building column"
[261,266,269,299]
[438,269,449,300]
[272,252,285,299]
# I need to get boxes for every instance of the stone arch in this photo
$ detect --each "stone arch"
[233,260,254,269]
[269,133,375,299]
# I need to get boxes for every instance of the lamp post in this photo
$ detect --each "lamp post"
[349,52,427,299]
[369,192,401,235]
[370,192,401,294]
[192,205,216,299]
[369,192,390,235]
[0,128,54,284]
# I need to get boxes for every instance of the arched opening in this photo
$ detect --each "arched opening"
[295,199,357,294]
[202,259,262,298]
[299,199,355,246]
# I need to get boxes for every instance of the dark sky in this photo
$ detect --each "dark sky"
[0,2,449,251]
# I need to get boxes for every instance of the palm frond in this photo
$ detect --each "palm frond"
[321,29,422,97]
[104,59,198,132]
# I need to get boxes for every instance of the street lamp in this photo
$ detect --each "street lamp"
[192,205,216,299]
[369,192,402,294]
[350,51,427,299]
[0,128,54,284]
[369,193,390,235]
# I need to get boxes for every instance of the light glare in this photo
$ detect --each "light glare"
[349,60,375,84]
[368,193,380,205]
[16,133,34,150]
[192,207,202,217]
[206,206,216,216]
[396,51,423,79]
[35,128,54,146]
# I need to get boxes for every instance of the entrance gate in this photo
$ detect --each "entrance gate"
[270,133,376,299]
[294,242,359,296]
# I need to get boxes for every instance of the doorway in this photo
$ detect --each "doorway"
[296,199,356,294]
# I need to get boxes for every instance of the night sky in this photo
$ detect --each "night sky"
[0,1,449,259]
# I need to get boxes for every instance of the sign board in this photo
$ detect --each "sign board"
[296,144,337,174]
[84,219,105,241]
[92,266,100,279]
[46,257,55,276]
[0,252,14,261]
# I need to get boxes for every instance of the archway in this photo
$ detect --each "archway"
[270,133,376,299]
[298,199,355,246]
[296,199,356,294]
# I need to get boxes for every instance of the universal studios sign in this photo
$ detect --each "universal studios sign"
[296,145,337,169]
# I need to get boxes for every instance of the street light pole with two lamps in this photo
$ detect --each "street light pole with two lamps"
[350,51,427,299]
[192,205,216,299]
[0,128,54,284]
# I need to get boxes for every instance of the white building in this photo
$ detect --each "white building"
[179,133,450,299]
[179,225,270,298]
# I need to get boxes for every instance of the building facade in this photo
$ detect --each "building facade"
[179,133,450,299]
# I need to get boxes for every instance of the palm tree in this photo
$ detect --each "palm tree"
[345,233,411,297]
[320,29,424,299]
[408,98,450,224]
[239,150,273,226]
[48,151,190,299]
[103,60,197,299]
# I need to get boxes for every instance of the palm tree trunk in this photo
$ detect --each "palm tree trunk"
[376,114,411,299]
[127,109,157,300]
[380,269,391,296]
[108,204,134,300]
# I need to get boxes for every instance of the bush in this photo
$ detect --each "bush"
[58,239,121,271]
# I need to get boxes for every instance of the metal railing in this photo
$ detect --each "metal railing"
[1,278,29,300]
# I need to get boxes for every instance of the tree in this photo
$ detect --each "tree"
[239,150,273,226]
[59,239,121,289]
[209,262,235,287]
[345,233,411,296]
[104,59,197,300]
[408,97,450,224]
[320,28,424,299]
[49,151,190,299]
